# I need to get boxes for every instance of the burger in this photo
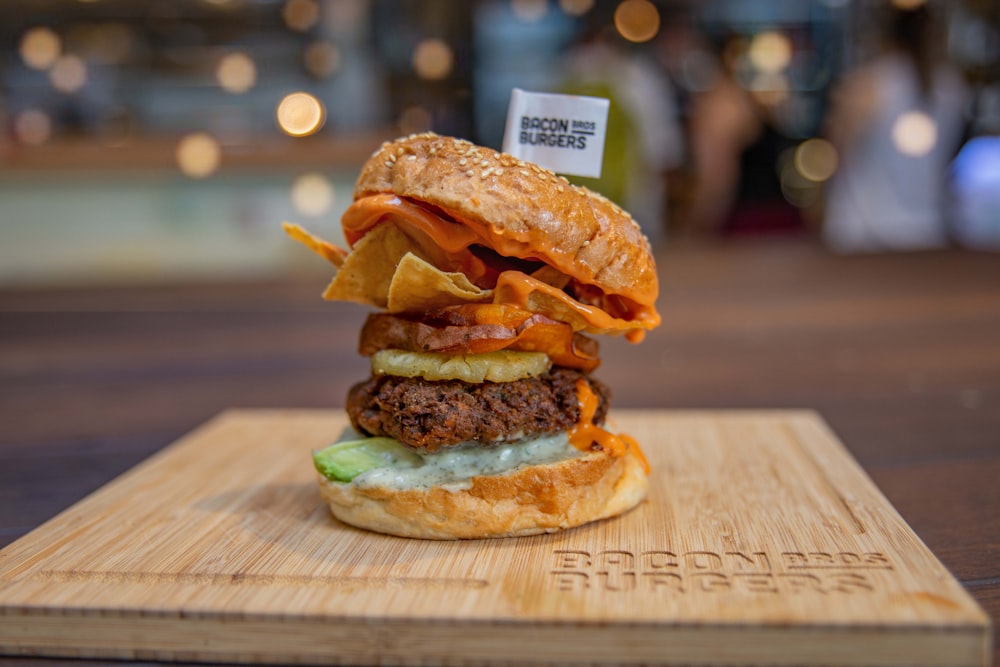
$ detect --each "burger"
[285,132,660,539]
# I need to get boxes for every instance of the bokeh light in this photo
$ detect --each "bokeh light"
[276,92,326,137]
[291,173,335,217]
[216,52,256,94]
[779,148,821,208]
[398,105,434,135]
[891,0,927,9]
[304,41,341,79]
[748,31,792,73]
[49,54,88,93]
[20,27,62,71]
[794,138,839,182]
[14,110,53,145]
[176,133,222,178]
[614,0,660,44]
[749,71,790,107]
[892,111,938,157]
[511,0,548,22]
[559,0,594,17]
[412,39,454,81]
[283,0,320,31]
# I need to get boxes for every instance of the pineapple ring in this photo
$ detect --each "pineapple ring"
[371,349,551,383]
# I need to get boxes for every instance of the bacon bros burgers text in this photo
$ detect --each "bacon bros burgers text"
[286,132,660,539]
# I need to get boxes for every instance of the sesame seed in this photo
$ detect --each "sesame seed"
[388,153,397,163]
[384,161,393,168]
[407,154,417,161]
[465,169,474,177]
[481,168,493,178]
[480,159,489,167]
[494,168,504,176]
[519,169,530,177]
[459,158,467,166]
[582,240,590,247]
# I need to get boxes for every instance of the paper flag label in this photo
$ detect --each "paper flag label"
[501,88,610,178]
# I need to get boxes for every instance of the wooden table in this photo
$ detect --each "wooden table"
[1,239,998,666]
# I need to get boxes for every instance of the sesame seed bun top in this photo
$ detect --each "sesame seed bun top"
[352,133,659,312]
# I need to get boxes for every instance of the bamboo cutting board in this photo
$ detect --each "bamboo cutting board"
[0,409,990,666]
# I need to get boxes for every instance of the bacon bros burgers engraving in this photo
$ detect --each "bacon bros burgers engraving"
[549,548,892,594]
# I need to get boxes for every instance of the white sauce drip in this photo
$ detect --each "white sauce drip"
[351,431,583,491]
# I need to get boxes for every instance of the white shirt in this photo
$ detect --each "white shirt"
[824,54,968,252]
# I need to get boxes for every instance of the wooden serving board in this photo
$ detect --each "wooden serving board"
[0,409,990,666]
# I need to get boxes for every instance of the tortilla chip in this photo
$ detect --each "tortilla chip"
[291,219,645,338]
[319,222,492,311]
[282,221,347,267]
[387,253,492,313]
[323,223,419,307]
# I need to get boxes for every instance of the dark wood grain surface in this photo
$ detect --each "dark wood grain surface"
[1,239,998,666]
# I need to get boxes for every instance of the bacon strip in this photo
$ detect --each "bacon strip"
[358,305,600,372]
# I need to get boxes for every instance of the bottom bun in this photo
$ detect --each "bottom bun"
[316,447,649,539]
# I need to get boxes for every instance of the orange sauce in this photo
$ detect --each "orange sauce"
[568,380,650,474]
[340,194,660,336]
[493,271,647,338]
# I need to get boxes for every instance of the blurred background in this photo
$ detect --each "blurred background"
[3,4,1000,638]
[1,0,998,288]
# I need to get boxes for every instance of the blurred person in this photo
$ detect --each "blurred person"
[685,34,802,237]
[560,24,685,244]
[822,4,968,253]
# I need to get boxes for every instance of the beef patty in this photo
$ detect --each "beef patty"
[346,367,610,451]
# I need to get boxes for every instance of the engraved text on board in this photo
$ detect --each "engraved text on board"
[550,549,893,594]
